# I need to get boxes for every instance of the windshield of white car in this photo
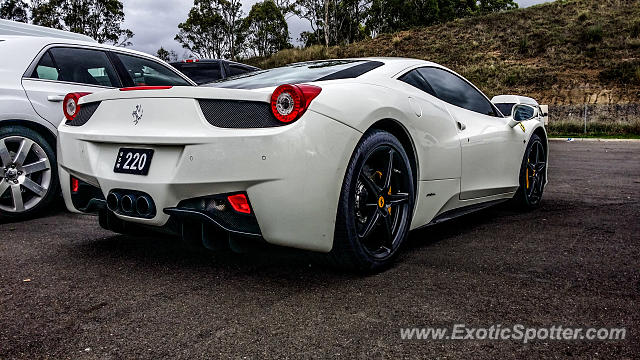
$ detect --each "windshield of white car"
[205,60,383,89]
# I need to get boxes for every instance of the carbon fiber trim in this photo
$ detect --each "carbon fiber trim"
[198,99,284,128]
[206,203,261,235]
[66,102,100,127]
[173,194,262,236]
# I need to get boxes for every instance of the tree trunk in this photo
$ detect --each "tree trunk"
[323,0,329,48]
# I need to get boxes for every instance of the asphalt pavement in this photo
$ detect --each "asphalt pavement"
[1,140,639,359]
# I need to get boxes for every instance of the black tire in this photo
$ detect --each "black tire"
[0,125,59,220]
[328,130,415,272]
[513,134,546,210]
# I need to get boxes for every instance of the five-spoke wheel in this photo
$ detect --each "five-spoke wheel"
[515,134,546,209]
[331,130,414,271]
[355,147,411,259]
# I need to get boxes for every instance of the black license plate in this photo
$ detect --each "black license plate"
[113,148,154,175]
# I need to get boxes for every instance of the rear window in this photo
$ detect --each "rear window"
[34,47,120,87]
[227,63,255,77]
[31,51,59,81]
[115,53,192,86]
[173,62,223,85]
[206,60,383,89]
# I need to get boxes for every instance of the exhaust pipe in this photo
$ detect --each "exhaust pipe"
[106,190,155,217]
[106,192,121,212]
[121,194,134,213]
[135,195,153,216]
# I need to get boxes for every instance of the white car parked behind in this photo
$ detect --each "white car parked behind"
[0,34,195,220]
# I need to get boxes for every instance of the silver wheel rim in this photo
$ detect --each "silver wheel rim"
[0,136,52,213]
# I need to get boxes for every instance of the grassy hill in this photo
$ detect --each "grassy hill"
[247,0,640,107]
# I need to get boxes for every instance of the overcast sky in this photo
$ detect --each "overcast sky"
[121,0,554,58]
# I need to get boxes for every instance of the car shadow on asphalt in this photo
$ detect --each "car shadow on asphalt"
[406,203,510,249]
[0,198,67,225]
[69,201,534,279]
[74,231,359,280]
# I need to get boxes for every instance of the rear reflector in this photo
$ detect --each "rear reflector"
[71,177,79,193]
[227,194,251,214]
[119,86,173,91]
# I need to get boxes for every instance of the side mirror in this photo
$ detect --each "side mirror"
[508,104,538,128]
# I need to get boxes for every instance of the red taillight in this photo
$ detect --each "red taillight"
[227,194,251,214]
[270,84,322,123]
[71,177,79,193]
[185,59,199,63]
[119,86,173,91]
[63,92,91,122]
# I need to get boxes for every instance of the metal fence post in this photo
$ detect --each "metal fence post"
[584,104,587,134]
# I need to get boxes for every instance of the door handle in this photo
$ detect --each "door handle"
[47,95,65,102]
[457,121,466,131]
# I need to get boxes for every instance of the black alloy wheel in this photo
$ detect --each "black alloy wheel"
[515,134,546,209]
[330,130,415,271]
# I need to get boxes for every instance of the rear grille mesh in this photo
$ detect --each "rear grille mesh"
[67,102,100,127]
[198,99,284,128]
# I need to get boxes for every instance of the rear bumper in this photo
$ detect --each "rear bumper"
[57,110,361,252]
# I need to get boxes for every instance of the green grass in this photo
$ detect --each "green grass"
[581,24,603,43]
[549,133,640,139]
[548,120,640,136]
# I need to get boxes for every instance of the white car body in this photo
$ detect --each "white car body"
[492,94,539,107]
[0,35,194,136]
[0,19,95,41]
[57,58,548,264]
[0,35,194,218]
[492,94,547,122]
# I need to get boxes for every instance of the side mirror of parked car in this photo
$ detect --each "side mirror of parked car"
[508,104,538,127]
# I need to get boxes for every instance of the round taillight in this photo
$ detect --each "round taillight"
[270,84,303,123]
[65,97,77,117]
[63,92,91,122]
[270,84,321,123]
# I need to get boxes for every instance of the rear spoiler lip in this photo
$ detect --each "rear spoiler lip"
[119,86,173,91]
[77,86,274,105]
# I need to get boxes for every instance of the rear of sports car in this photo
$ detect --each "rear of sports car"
[57,80,365,252]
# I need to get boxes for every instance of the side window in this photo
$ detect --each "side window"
[115,53,191,86]
[30,51,59,80]
[417,67,497,116]
[398,70,436,97]
[48,47,120,87]
[495,103,516,117]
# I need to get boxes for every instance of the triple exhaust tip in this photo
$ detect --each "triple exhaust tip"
[106,191,153,217]
[135,196,152,216]
[121,195,134,213]
[106,192,120,212]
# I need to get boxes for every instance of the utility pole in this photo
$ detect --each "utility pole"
[584,104,587,135]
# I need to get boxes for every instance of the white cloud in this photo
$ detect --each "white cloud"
[517,0,553,7]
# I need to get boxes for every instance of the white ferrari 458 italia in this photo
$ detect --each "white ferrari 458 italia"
[57,58,548,271]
